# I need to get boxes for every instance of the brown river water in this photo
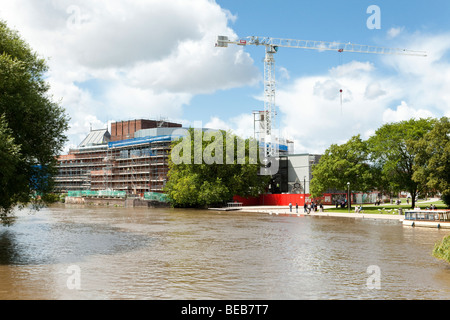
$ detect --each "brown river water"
[0,204,449,300]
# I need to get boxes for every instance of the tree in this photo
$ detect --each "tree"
[367,118,435,209]
[164,128,270,208]
[413,117,450,207]
[0,20,69,223]
[0,115,22,223]
[310,135,378,200]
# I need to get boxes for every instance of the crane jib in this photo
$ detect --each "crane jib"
[215,35,427,158]
[217,35,426,57]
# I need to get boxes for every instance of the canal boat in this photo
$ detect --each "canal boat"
[402,209,450,228]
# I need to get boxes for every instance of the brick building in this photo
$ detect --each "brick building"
[54,119,183,196]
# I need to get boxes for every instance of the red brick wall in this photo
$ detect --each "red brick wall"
[110,119,182,141]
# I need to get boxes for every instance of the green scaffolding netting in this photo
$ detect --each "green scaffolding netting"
[67,190,126,198]
[67,190,167,201]
[144,192,168,202]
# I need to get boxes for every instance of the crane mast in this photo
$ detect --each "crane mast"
[216,35,426,159]
[263,45,277,158]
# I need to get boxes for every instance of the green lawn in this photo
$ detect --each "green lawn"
[326,200,448,214]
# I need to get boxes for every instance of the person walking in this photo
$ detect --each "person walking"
[295,203,298,213]
[289,202,292,212]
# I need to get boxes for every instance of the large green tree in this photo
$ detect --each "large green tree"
[413,117,450,207]
[310,135,379,201]
[367,118,435,209]
[0,21,69,223]
[164,128,269,208]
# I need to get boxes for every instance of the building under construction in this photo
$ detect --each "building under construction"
[55,119,182,197]
[55,117,334,206]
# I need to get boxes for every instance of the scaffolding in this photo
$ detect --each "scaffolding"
[56,135,173,197]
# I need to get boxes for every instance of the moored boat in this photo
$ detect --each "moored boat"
[403,209,450,228]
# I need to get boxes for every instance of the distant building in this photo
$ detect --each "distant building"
[268,154,321,195]
[55,118,321,204]
[54,119,182,195]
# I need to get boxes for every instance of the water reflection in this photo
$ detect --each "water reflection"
[0,209,151,265]
[0,205,449,300]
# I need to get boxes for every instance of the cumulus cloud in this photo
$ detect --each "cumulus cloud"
[364,82,386,100]
[380,32,450,115]
[0,0,259,148]
[2,1,449,157]
[382,101,434,123]
[313,79,341,101]
[205,113,255,139]
[275,30,450,154]
[171,30,450,156]
[329,60,374,78]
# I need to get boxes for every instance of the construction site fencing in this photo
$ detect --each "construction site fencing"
[67,190,126,198]
[144,192,168,202]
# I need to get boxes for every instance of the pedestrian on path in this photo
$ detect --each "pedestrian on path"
[295,203,298,213]
[289,202,292,212]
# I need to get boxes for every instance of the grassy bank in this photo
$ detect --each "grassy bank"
[328,200,447,215]
[433,235,450,264]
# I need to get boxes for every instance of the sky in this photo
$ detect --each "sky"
[1,0,450,154]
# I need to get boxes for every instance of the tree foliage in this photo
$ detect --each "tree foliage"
[310,135,378,199]
[367,118,435,208]
[413,117,450,207]
[310,118,449,208]
[164,128,270,208]
[433,235,450,264]
[0,20,69,222]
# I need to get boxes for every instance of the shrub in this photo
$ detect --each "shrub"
[433,235,450,264]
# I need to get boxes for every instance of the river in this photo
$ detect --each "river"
[0,204,449,300]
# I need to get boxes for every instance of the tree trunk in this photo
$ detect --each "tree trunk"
[410,189,417,209]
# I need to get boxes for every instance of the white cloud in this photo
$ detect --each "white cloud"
[204,116,231,131]
[275,31,450,154]
[382,101,434,123]
[329,60,374,78]
[2,2,449,157]
[364,82,386,100]
[313,79,341,101]
[204,113,255,139]
[387,27,404,39]
[277,66,290,81]
[0,0,259,149]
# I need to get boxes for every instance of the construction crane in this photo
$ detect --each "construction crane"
[216,35,427,159]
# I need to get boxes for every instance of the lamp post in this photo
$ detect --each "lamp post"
[347,182,351,213]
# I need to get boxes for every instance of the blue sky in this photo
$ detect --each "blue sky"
[1,0,449,153]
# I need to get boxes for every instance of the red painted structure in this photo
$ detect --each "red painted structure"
[234,194,311,206]
[233,193,353,206]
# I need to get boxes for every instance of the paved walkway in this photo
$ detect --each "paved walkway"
[239,206,404,221]
[213,199,442,222]
[236,198,443,220]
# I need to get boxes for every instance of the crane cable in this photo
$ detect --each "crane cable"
[338,48,344,115]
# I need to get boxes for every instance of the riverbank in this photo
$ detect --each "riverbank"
[65,196,170,208]
[237,206,404,221]
[229,203,450,228]
[212,198,446,223]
